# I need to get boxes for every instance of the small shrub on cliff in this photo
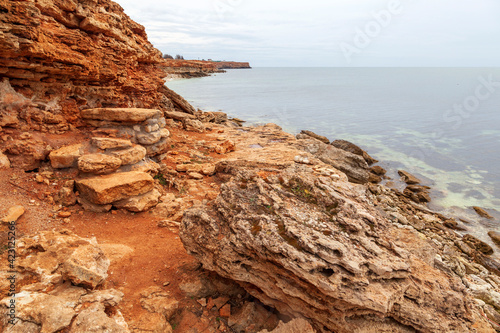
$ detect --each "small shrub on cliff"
[175,54,185,60]
[163,54,174,59]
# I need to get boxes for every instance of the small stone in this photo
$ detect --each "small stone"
[219,304,231,318]
[201,163,216,176]
[1,205,25,223]
[35,174,44,183]
[488,231,500,246]
[0,152,11,169]
[197,298,207,307]
[163,282,170,287]
[63,218,71,223]
[370,165,387,176]
[58,211,72,218]
[188,172,204,180]
[472,206,494,219]
[160,128,170,138]
[215,140,235,154]
[398,170,421,184]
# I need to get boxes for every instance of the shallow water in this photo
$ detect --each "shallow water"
[167,67,500,248]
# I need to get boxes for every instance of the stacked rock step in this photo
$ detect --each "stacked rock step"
[48,108,170,212]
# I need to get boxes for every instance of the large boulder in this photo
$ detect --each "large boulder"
[75,171,154,205]
[295,139,370,184]
[181,163,490,333]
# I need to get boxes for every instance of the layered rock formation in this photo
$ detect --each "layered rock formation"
[0,0,168,133]
[181,154,496,332]
[213,61,251,69]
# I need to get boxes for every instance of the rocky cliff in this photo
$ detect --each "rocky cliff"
[0,0,169,133]
[161,59,224,78]
[213,61,251,69]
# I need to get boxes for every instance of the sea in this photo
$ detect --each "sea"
[167,67,500,247]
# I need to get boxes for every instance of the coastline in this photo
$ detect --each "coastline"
[165,67,500,255]
[1,0,499,331]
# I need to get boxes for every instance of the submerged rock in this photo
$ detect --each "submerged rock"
[473,206,494,219]
[398,170,421,184]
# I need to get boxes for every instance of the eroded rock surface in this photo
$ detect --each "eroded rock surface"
[181,162,494,333]
[0,231,127,332]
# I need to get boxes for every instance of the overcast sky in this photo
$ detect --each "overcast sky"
[116,0,500,67]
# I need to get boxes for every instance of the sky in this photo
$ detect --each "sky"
[115,0,500,67]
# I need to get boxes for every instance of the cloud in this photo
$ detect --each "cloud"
[115,0,500,67]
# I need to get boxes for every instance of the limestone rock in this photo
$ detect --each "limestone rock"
[215,140,236,154]
[163,110,197,121]
[1,205,25,223]
[62,245,110,288]
[76,171,154,205]
[49,144,84,169]
[188,172,204,180]
[473,206,494,219]
[488,231,500,246]
[331,139,378,165]
[144,138,170,156]
[370,165,386,176]
[55,187,77,207]
[258,318,316,333]
[140,289,179,320]
[78,154,122,174]
[129,312,173,333]
[0,291,76,333]
[228,302,280,332]
[137,131,162,145]
[0,152,10,169]
[81,108,162,123]
[77,197,113,213]
[113,189,161,212]
[299,130,330,144]
[462,234,494,255]
[398,170,421,185]
[91,137,133,150]
[111,145,147,165]
[295,139,369,184]
[70,304,128,333]
[184,118,205,132]
[181,163,485,333]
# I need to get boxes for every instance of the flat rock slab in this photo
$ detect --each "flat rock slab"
[81,108,162,122]
[49,143,84,169]
[91,137,133,150]
[110,145,146,165]
[113,189,161,212]
[78,154,122,174]
[76,171,154,205]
